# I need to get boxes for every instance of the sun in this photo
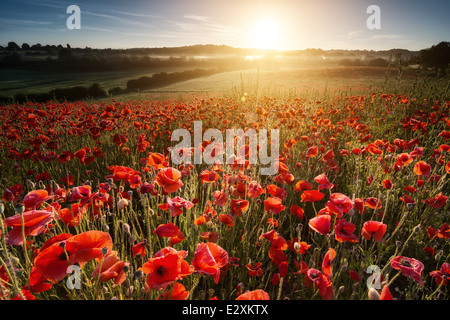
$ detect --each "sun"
[249,18,282,50]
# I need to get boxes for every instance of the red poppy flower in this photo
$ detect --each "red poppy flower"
[314,173,334,190]
[212,190,228,206]
[200,170,219,184]
[141,249,192,290]
[132,241,147,258]
[294,180,314,193]
[146,152,167,170]
[154,223,183,238]
[246,262,263,277]
[264,197,285,214]
[349,270,359,282]
[247,181,265,198]
[23,190,53,210]
[422,192,448,209]
[308,215,331,235]
[380,285,394,300]
[290,205,304,220]
[60,174,75,186]
[219,214,234,227]
[192,242,228,284]
[27,266,53,293]
[158,196,194,217]
[427,223,450,239]
[382,179,392,189]
[429,262,450,285]
[322,248,336,278]
[57,203,85,227]
[364,197,382,209]
[2,183,23,202]
[361,221,387,242]
[155,167,184,194]
[325,193,353,217]
[306,145,318,158]
[230,199,249,216]
[69,185,92,205]
[305,268,333,300]
[390,256,424,286]
[396,153,413,167]
[266,184,287,200]
[34,231,112,282]
[157,282,189,300]
[236,289,270,300]
[4,209,55,245]
[334,219,358,243]
[92,252,129,285]
[301,190,325,202]
[413,161,431,177]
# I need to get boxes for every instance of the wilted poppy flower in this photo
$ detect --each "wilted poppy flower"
[236,289,270,300]
[390,256,424,286]
[192,242,228,284]
[158,196,194,217]
[264,197,285,214]
[301,190,325,202]
[308,215,331,235]
[334,219,358,243]
[361,221,387,242]
[155,167,184,194]
[4,209,55,245]
[413,161,431,177]
[429,262,450,285]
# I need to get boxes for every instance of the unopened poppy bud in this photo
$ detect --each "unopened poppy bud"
[122,223,131,234]
[0,202,4,214]
[102,287,109,294]
[413,224,421,234]
[348,208,355,217]
[126,286,134,298]
[293,242,300,251]
[406,203,415,210]
[117,198,128,210]
[338,286,345,295]
[26,180,35,190]
[396,241,402,248]
[101,247,108,256]
[102,224,110,232]
[118,186,124,193]
[368,288,380,300]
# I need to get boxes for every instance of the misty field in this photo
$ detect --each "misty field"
[0,71,449,302]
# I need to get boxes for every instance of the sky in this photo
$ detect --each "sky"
[0,0,449,51]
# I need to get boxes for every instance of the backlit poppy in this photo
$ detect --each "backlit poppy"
[192,242,229,284]
[390,256,424,286]
[236,289,270,300]
[361,221,387,242]
[308,215,331,235]
[155,167,184,194]
[4,209,55,245]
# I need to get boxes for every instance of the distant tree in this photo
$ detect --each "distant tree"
[22,43,30,50]
[58,47,75,61]
[418,41,450,74]
[368,58,388,67]
[7,42,20,51]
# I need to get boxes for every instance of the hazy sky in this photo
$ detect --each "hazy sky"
[1,0,449,51]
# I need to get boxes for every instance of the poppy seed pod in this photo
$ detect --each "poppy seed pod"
[15,203,25,214]
[122,223,131,234]
[101,247,108,256]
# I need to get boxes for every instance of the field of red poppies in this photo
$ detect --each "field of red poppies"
[0,82,449,301]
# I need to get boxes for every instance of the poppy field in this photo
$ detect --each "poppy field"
[0,80,449,301]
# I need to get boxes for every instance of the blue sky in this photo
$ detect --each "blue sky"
[0,0,449,50]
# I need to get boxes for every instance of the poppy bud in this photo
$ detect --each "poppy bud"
[413,224,421,234]
[0,202,4,215]
[338,286,345,296]
[406,203,415,210]
[102,224,109,232]
[122,223,131,234]
[126,286,134,298]
[293,242,300,251]
[368,288,380,300]
[102,287,109,294]
[119,186,124,193]
[128,235,136,244]
[26,180,36,190]
[117,198,129,210]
